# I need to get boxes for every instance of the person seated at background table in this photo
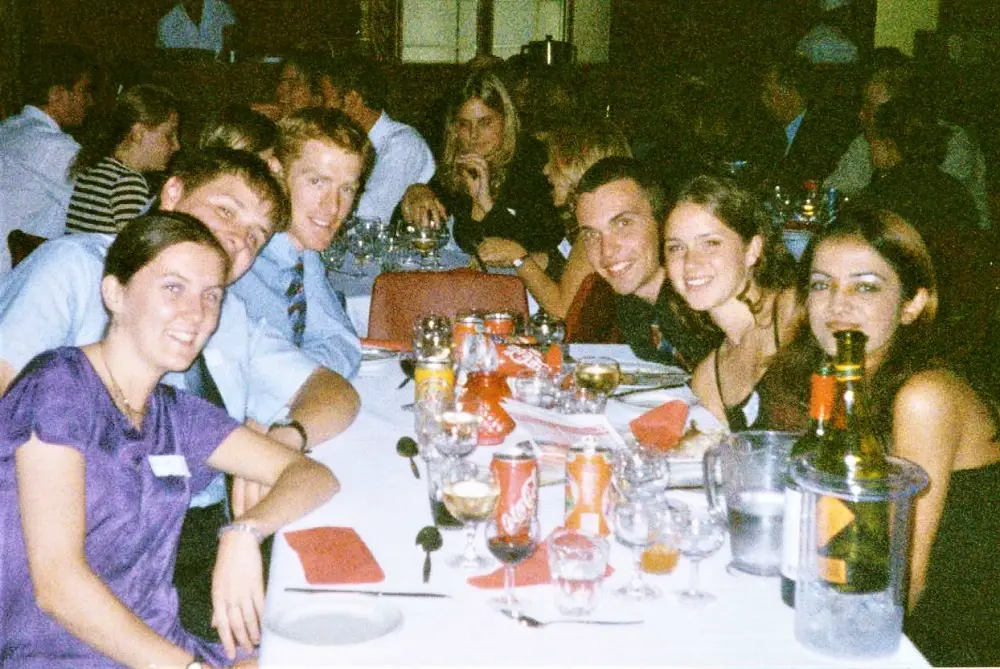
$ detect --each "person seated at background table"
[664,175,801,430]
[761,209,1000,667]
[253,50,327,121]
[751,54,855,189]
[575,157,720,369]
[65,85,181,235]
[231,108,371,378]
[397,71,563,262]
[0,212,338,668]
[0,44,96,271]
[859,92,998,361]
[824,57,991,229]
[157,0,236,57]
[199,104,279,164]
[477,119,632,319]
[315,54,436,226]
[0,148,360,640]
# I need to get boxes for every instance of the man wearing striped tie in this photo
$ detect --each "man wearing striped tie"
[232,108,372,379]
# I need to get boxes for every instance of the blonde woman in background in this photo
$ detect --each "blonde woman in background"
[478,119,632,318]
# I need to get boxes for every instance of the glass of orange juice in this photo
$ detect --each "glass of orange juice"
[641,496,690,575]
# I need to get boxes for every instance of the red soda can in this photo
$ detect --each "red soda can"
[483,311,516,338]
[491,442,538,539]
[564,436,613,536]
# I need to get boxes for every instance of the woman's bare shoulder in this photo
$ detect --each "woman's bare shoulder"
[894,368,973,421]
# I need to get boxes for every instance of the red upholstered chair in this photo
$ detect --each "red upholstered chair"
[367,268,529,341]
[7,230,46,269]
[563,273,623,343]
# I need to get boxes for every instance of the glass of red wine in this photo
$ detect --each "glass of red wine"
[485,516,541,614]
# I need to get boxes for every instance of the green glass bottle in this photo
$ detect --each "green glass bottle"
[813,330,891,594]
[781,357,835,607]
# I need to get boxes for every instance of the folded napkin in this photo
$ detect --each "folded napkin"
[468,529,613,589]
[285,527,385,585]
[629,400,689,452]
[360,337,412,353]
[544,344,563,372]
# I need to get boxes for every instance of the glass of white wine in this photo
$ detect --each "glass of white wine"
[436,397,483,459]
[442,460,500,569]
[573,357,622,396]
[409,220,450,269]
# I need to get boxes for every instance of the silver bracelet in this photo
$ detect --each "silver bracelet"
[217,521,264,544]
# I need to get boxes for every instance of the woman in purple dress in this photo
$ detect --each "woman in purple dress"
[0,212,338,668]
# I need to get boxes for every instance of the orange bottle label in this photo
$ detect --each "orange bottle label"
[815,496,853,584]
[564,447,612,536]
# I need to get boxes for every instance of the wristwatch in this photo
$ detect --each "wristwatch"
[186,656,204,669]
[512,254,529,269]
[270,418,309,453]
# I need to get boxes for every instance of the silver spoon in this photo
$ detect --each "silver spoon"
[500,609,643,628]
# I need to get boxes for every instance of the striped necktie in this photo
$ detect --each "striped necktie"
[287,258,306,347]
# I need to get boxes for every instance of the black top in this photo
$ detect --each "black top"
[716,310,782,431]
[615,283,720,372]
[434,136,564,257]
[905,460,1000,667]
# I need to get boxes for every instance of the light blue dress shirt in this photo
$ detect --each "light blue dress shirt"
[0,105,80,272]
[156,0,235,55]
[0,233,318,507]
[232,232,361,378]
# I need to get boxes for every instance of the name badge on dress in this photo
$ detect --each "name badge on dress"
[149,455,191,478]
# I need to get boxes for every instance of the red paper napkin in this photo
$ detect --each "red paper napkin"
[360,337,412,353]
[544,344,563,372]
[629,400,689,452]
[467,530,614,589]
[284,527,385,585]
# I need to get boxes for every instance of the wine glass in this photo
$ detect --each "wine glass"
[573,357,621,396]
[486,515,541,614]
[528,311,566,347]
[409,220,450,269]
[441,460,500,569]
[675,508,726,606]
[435,397,483,459]
[612,441,671,502]
[412,314,452,363]
[345,216,382,266]
[611,497,663,600]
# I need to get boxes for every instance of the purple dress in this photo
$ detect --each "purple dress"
[0,348,240,668]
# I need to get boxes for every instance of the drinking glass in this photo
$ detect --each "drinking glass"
[612,442,671,502]
[547,528,610,616]
[344,216,382,266]
[442,460,500,569]
[527,311,566,346]
[676,508,726,606]
[408,220,450,269]
[321,231,348,272]
[486,516,541,613]
[573,357,621,396]
[435,397,483,459]
[612,498,662,600]
[456,331,498,374]
[640,495,690,576]
[509,369,557,408]
[414,379,453,463]
[412,315,452,363]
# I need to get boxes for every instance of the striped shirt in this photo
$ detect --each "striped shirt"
[66,157,151,234]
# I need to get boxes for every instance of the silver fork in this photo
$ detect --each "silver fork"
[500,609,643,628]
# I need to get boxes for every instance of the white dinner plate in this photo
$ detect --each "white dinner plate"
[616,361,689,392]
[265,600,404,646]
[362,346,401,363]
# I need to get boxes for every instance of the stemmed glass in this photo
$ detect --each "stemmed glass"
[413,315,452,363]
[675,508,726,606]
[441,460,500,569]
[408,221,450,269]
[486,515,541,614]
[612,497,663,600]
[612,442,671,502]
[573,357,621,396]
[435,397,483,459]
[528,311,566,347]
[344,216,383,266]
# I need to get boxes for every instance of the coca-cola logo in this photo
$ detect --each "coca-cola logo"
[504,346,548,373]
[502,475,537,535]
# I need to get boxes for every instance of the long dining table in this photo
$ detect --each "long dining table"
[258,344,929,667]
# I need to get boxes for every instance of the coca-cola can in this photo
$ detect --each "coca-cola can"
[483,311,516,338]
[452,313,484,355]
[491,443,538,539]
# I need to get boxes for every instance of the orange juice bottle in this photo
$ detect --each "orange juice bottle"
[564,436,612,536]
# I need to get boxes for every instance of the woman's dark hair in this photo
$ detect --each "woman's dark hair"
[104,211,229,286]
[577,157,669,222]
[872,92,949,167]
[760,207,943,436]
[72,84,179,177]
[674,175,797,295]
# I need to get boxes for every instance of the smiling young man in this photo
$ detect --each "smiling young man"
[575,158,720,370]
[231,107,373,378]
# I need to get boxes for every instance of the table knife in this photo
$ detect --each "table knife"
[285,587,451,599]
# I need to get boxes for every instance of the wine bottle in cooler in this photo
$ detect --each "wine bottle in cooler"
[780,358,835,607]
[813,330,891,594]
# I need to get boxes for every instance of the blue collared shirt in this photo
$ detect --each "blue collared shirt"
[231,232,361,378]
[0,232,318,507]
[0,106,80,272]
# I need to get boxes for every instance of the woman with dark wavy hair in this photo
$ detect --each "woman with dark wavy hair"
[762,208,1000,667]
[663,174,801,430]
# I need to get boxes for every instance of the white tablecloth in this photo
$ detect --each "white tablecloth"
[259,344,929,667]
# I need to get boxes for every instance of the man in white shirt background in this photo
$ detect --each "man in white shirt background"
[318,54,436,225]
[157,0,236,57]
[0,44,95,274]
